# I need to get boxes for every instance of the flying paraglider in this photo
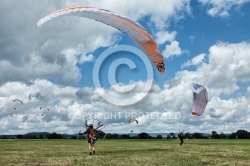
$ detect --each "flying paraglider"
[37,6,165,74]
[40,106,49,116]
[40,106,49,111]
[13,99,23,110]
[190,83,208,116]
[128,118,138,133]
[128,118,138,124]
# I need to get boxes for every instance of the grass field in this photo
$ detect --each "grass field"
[0,139,250,166]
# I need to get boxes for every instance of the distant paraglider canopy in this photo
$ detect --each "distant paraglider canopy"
[128,118,138,124]
[40,106,49,116]
[190,83,208,116]
[37,6,165,74]
[13,99,23,110]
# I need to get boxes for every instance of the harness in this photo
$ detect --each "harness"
[88,128,96,139]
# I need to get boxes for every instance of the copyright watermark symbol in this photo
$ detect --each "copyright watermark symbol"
[93,45,154,106]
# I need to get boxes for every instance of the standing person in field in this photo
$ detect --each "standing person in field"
[82,124,97,155]
[178,131,184,146]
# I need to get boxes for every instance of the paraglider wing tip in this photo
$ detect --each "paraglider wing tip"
[37,21,42,27]
[37,18,46,27]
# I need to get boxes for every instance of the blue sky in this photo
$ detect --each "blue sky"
[76,1,250,92]
[0,0,250,135]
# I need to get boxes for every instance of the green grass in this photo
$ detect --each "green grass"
[0,139,250,166]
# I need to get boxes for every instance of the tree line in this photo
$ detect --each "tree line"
[1,129,249,139]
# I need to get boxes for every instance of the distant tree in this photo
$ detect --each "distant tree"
[236,130,249,139]
[220,132,227,139]
[57,133,63,139]
[228,132,237,139]
[192,132,203,139]
[97,130,106,139]
[105,133,112,139]
[46,134,50,139]
[71,136,77,139]
[156,135,163,139]
[23,135,29,139]
[213,134,220,139]
[121,134,130,139]
[31,135,39,139]
[138,132,149,139]
[166,135,170,139]
[47,132,63,139]
[211,131,217,135]
[169,132,174,137]
[39,134,44,139]
[130,135,139,139]
[211,131,220,139]
[184,132,191,139]
[111,134,120,139]
[51,133,57,139]
[16,134,23,139]
[81,135,86,139]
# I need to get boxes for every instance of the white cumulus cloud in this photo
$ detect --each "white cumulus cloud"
[182,53,206,68]
[199,0,250,18]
